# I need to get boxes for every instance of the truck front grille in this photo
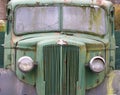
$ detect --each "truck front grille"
[43,45,79,95]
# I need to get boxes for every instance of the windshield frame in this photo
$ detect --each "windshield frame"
[14,4,107,36]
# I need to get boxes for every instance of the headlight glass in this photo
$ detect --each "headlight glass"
[89,56,105,73]
[18,56,34,72]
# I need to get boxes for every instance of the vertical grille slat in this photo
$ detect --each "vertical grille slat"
[62,46,79,95]
[44,45,60,95]
[43,45,79,95]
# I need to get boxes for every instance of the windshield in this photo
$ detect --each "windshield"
[15,6,60,34]
[15,6,106,35]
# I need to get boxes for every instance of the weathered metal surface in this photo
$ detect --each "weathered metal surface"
[0,69,37,95]
[35,40,86,95]
[9,0,113,12]
[86,70,120,95]
[110,70,120,95]
[16,35,107,89]
[86,77,107,95]
[3,0,116,95]
[43,45,79,95]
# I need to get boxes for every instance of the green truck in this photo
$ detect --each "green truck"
[0,0,120,95]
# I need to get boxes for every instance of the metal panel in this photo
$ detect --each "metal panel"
[43,45,79,95]
[86,70,120,95]
[44,45,60,95]
[62,45,79,95]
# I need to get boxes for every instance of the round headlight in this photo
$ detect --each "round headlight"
[18,56,34,72]
[89,56,105,73]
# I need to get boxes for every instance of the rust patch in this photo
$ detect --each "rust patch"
[11,32,22,47]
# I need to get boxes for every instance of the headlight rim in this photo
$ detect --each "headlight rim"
[18,56,34,73]
[89,56,106,73]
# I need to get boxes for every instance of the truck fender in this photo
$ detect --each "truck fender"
[107,70,120,95]
[86,70,120,95]
[0,69,37,95]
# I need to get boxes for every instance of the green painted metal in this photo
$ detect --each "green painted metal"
[2,0,117,95]
[9,0,107,6]
[9,0,112,14]
[16,35,109,94]
[43,45,79,95]
[16,49,36,85]
[34,39,86,95]
[43,45,61,95]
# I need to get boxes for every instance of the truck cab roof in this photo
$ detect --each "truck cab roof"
[9,0,113,11]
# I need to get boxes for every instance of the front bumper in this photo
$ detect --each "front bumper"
[0,69,37,95]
